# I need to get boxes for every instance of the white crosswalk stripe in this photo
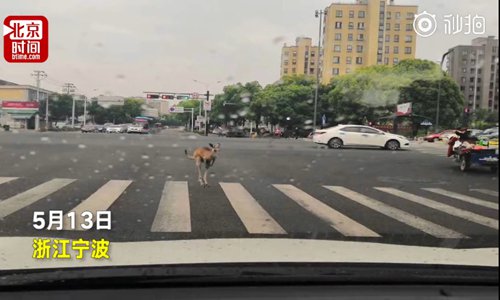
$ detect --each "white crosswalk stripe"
[375,187,498,230]
[0,179,75,219]
[325,186,467,239]
[273,184,380,237]
[470,189,499,197]
[0,177,19,185]
[151,181,191,232]
[220,182,286,234]
[422,188,498,210]
[61,180,132,230]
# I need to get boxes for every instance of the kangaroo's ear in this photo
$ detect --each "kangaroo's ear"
[209,143,214,148]
[215,143,221,148]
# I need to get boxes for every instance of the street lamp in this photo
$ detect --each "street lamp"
[313,9,326,132]
[435,49,452,132]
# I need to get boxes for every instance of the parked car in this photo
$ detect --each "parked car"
[313,124,411,150]
[106,125,125,133]
[80,124,96,133]
[226,127,246,137]
[424,129,456,142]
[94,124,105,132]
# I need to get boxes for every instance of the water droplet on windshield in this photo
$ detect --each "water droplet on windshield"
[172,143,179,148]
[120,136,126,140]
[78,144,86,149]
[141,155,149,160]
[40,137,49,142]
[148,144,154,148]
[164,156,171,160]
[94,170,100,173]
[29,151,36,155]
[19,155,26,160]
[118,157,125,162]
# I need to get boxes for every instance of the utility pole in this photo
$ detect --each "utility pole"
[313,9,326,132]
[205,90,209,136]
[63,83,76,127]
[435,50,452,132]
[31,70,47,131]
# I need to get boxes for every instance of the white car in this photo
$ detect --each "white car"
[127,124,148,134]
[105,125,124,133]
[313,125,410,150]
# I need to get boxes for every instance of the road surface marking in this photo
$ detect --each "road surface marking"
[151,181,191,232]
[220,182,286,234]
[470,189,499,197]
[422,188,498,210]
[0,177,18,185]
[62,180,132,230]
[0,179,75,219]
[375,187,498,230]
[273,184,380,237]
[326,186,467,239]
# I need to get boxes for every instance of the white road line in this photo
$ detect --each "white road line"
[0,179,75,219]
[0,177,18,185]
[375,187,498,230]
[326,186,467,239]
[151,181,191,232]
[422,188,498,210]
[62,180,132,230]
[470,189,499,197]
[273,184,380,237]
[220,182,286,234]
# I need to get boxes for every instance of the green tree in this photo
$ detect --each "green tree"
[122,98,144,119]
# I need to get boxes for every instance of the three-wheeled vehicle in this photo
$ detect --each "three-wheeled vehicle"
[448,136,499,172]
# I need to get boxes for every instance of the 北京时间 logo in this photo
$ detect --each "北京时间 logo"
[3,15,48,63]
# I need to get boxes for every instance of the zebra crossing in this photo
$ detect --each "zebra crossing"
[0,176,498,239]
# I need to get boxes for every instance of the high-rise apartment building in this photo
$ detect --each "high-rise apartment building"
[280,37,319,78]
[447,36,499,112]
[321,0,417,83]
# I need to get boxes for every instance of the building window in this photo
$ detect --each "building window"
[384,57,389,65]
[334,45,341,52]
[356,45,363,53]
[406,23,413,31]
[347,44,353,52]
[336,10,343,17]
[284,60,289,66]
[405,47,412,54]
[357,34,364,41]
[358,11,365,18]
[349,10,354,18]
[385,35,390,42]
[310,68,315,74]
[333,68,340,75]
[283,51,289,57]
[393,57,399,64]
[394,46,399,54]
[394,35,399,42]
[292,51,297,57]
[292,59,296,65]
[346,68,351,74]
[461,77,466,83]
[385,46,390,54]
[291,68,296,73]
[387,12,391,19]
[395,12,401,19]
[284,69,288,74]
[333,56,340,64]
[348,22,354,29]
[357,22,365,30]
[311,51,315,57]
[460,85,465,91]
[462,68,467,73]
[394,23,400,31]
[386,23,391,30]
[356,57,363,64]
[348,33,353,41]
[335,22,342,29]
[346,57,352,64]
[406,12,414,20]
[493,46,498,53]
[335,33,342,40]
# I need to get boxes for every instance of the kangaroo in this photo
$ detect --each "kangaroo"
[185,143,220,187]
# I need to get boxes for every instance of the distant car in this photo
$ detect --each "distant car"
[80,124,96,133]
[226,127,246,138]
[424,130,456,142]
[106,125,124,133]
[313,124,410,150]
[94,124,105,132]
[127,123,148,134]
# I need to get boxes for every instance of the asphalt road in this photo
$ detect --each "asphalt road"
[0,129,498,249]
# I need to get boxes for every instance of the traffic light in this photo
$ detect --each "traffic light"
[146,94,159,99]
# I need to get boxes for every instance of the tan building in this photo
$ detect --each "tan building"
[280,37,319,78]
[322,0,418,83]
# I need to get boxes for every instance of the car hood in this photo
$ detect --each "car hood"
[0,237,497,270]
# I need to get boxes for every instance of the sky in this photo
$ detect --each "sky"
[0,0,498,97]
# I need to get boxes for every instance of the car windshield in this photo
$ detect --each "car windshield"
[0,0,498,288]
